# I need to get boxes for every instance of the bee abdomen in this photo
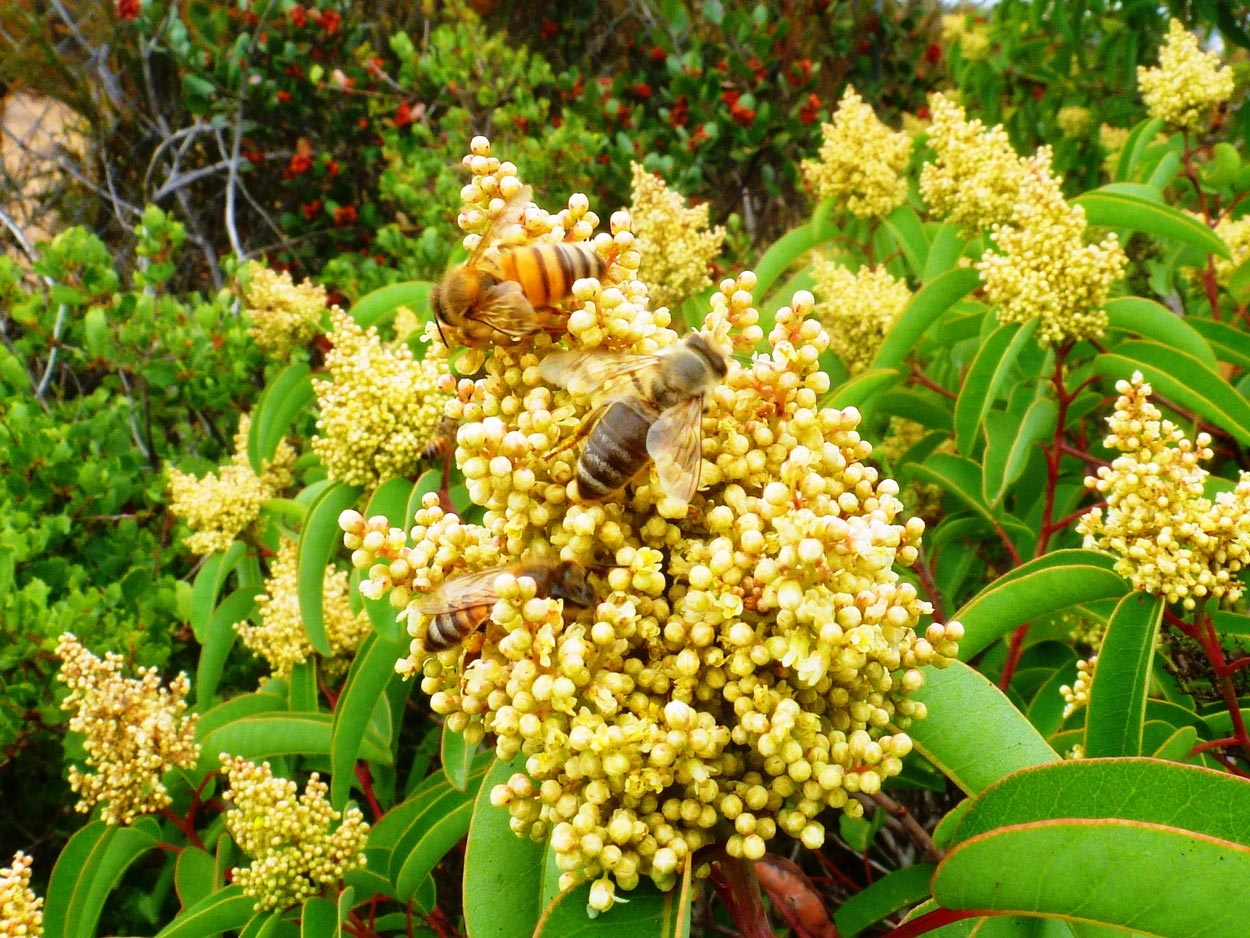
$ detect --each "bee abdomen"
[577,401,652,500]
[425,607,488,651]
[502,244,605,307]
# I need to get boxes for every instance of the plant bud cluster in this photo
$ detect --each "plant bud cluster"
[241,261,327,358]
[1138,19,1235,131]
[0,852,43,937]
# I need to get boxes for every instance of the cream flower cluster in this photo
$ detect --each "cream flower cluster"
[168,415,296,556]
[312,312,453,489]
[235,536,370,680]
[56,633,200,826]
[0,852,42,938]
[242,261,327,358]
[221,756,369,912]
[801,86,912,220]
[977,148,1126,347]
[339,140,961,912]
[1138,19,1235,131]
[1078,373,1250,609]
[810,258,911,373]
[1209,215,1250,287]
[628,162,726,311]
[920,93,1026,233]
[1060,655,1097,720]
[1057,106,1094,139]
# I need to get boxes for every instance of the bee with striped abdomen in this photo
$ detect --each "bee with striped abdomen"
[416,559,596,651]
[538,333,728,506]
[421,415,460,464]
[431,186,606,348]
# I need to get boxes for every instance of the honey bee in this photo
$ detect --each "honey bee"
[431,186,606,348]
[416,559,596,651]
[539,333,729,505]
[421,415,460,463]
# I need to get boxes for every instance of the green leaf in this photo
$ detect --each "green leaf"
[202,711,390,765]
[1103,297,1217,370]
[1114,117,1165,181]
[982,397,1056,508]
[826,368,900,410]
[883,204,930,278]
[752,200,839,304]
[174,847,218,916]
[954,320,1035,456]
[922,224,969,281]
[408,469,445,529]
[1186,318,1250,371]
[392,782,480,901]
[874,268,982,372]
[332,631,407,809]
[249,363,313,471]
[196,692,285,741]
[299,482,364,656]
[190,542,248,643]
[196,585,256,706]
[301,897,340,938]
[152,885,256,938]
[934,820,1250,936]
[442,724,474,792]
[833,863,935,938]
[1084,594,1164,758]
[1092,340,1250,445]
[464,755,551,938]
[1229,257,1250,305]
[1074,187,1230,259]
[44,820,159,938]
[908,454,997,532]
[908,661,1059,797]
[953,550,1127,661]
[351,281,434,329]
[365,478,416,529]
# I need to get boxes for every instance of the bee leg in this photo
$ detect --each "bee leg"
[535,306,571,337]
[544,404,606,458]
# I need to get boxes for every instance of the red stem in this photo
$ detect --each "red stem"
[717,855,776,938]
[356,762,386,821]
[886,907,985,936]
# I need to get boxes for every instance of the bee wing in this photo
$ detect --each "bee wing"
[415,567,508,616]
[467,281,540,338]
[467,185,534,265]
[646,396,705,505]
[539,349,662,399]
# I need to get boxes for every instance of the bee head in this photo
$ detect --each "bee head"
[551,561,597,608]
[683,333,729,380]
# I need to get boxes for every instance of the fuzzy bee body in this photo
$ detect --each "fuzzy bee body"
[416,559,595,651]
[431,186,605,348]
[421,415,460,463]
[540,333,729,505]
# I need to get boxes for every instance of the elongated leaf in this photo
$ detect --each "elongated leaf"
[1115,117,1165,181]
[174,847,218,917]
[874,267,982,372]
[954,320,1035,456]
[535,874,691,938]
[301,897,339,938]
[249,363,314,470]
[753,200,839,302]
[883,204,929,278]
[954,550,1127,661]
[197,585,257,705]
[1093,341,1250,445]
[365,478,416,529]
[442,724,474,792]
[331,631,407,809]
[908,453,997,531]
[44,820,159,938]
[299,482,364,656]
[1186,318,1250,370]
[203,711,389,765]
[392,783,479,901]
[153,886,256,938]
[464,756,550,938]
[908,661,1058,797]
[983,397,1056,508]
[191,542,248,643]
[922,224,968,281]
[351,281,435,329]
[1074,188,1230,258]
[934,820,1250,937]
[1103,297,1217,369]
[827,368,900,410]
[834,863,935,937]
[196,692,285,742]
[1084,594,1164,758]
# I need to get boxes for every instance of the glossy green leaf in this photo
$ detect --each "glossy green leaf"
[1114,117,1165,181]
[287,659,319,712]
[300,897,339,938]
[203,711,390,765]
[153,886,256,938]
[909,661,1058,796]
[1186,318,1250,371]
[190,542,247,643]
[1103,297,1217,369]
[1074,188,1230,258]
[934,820,1250,936]
[922,223,968,281]
[752,199,839,303]
[196,692,285,743]
[298,482,364,656]
[44,820,159,938]
[954,321,1035,456]
[874,267,982,372]
[827,367,900,410]
[196,585,255,705]
[351,281,434,329]
[464,755,551,938]
[983,397,1056,508]
[1084,593,1164,758]
[442,724,474,792]
[365,477,416,529]
[392,781,479,901]
[249,362,313,470]
[954,550,1127,661]
[908,454,998,532]
[1228,257,1250,305]
[1093,340,1250,445]
[883,204,929,278]
[534,869,691,938]
[331,631,407,809]
[407,469,445,529]
[834,863,935,937]
[174,847,218,915]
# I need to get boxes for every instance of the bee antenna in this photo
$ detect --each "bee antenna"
[434,318,454,350]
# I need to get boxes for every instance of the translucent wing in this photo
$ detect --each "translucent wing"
[645,396,705,505]
[539,349,662,399]
[416,567,508,615]
[465,281,539,339]
[466,185,534,266]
